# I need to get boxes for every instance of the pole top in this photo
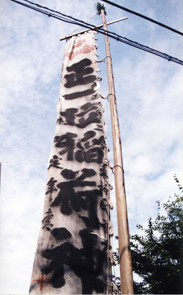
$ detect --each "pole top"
[95,2,107,15]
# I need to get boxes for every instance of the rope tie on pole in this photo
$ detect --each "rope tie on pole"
[103,55,111,63]
[97,55,111,64]
[107,93,115,101]
[113,165,124,174]
[96,59,105,63]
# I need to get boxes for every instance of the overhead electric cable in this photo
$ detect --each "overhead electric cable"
[70,13,98,34]
[101,0,183,36]
[104,31,183,65]
[10,0,80,25]
[10,0,183,66]
[21,0,101,30]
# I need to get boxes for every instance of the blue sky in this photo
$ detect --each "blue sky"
[0,0,182,293]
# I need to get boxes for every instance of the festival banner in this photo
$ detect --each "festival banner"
[29,31,113,294]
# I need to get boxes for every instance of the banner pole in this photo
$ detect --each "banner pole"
[100,8,134,294]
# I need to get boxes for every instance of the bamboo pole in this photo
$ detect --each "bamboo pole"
[100,9,134,294]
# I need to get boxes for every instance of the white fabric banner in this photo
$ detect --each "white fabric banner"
[29,31,112,294]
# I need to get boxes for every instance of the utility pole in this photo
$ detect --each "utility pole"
[100,7,134,294]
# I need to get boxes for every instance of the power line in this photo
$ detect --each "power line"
[20,0,100,30]
[101,0,183,36]
[10,1,71,24]
[104,31,183,65]
[10,0,183,66]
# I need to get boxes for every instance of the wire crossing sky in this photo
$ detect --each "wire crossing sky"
[10,0,183,65]
[101,0,183,36]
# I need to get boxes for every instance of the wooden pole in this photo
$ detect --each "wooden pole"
[101,9,134,294]
[0,163,1,196]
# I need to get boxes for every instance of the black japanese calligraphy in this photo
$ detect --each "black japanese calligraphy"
[100,163,108,180]
[63,89,95,100]
[57,102,103,128]
[75,103,102,129]
[62,58,97,100]
[98,181,109,194]
[54,133,77,161]
[42,208,54,231]
[100,198,108,211]
[46,177,58,202]
[30,32,111,295]
[51,168,97,216]
[64,58,96,88]
[48,155,63,170]
[77,189,102,229]
[58,108,77,126]
[51,227,72,241]
[41,228,106,294]
[54,130,105,164]
[75,147,104,164]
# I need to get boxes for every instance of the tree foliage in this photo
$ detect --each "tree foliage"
[114,175,183,294]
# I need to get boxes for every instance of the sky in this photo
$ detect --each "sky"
[0,0,182,293]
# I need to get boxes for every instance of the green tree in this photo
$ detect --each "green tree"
[114,175,183,294]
